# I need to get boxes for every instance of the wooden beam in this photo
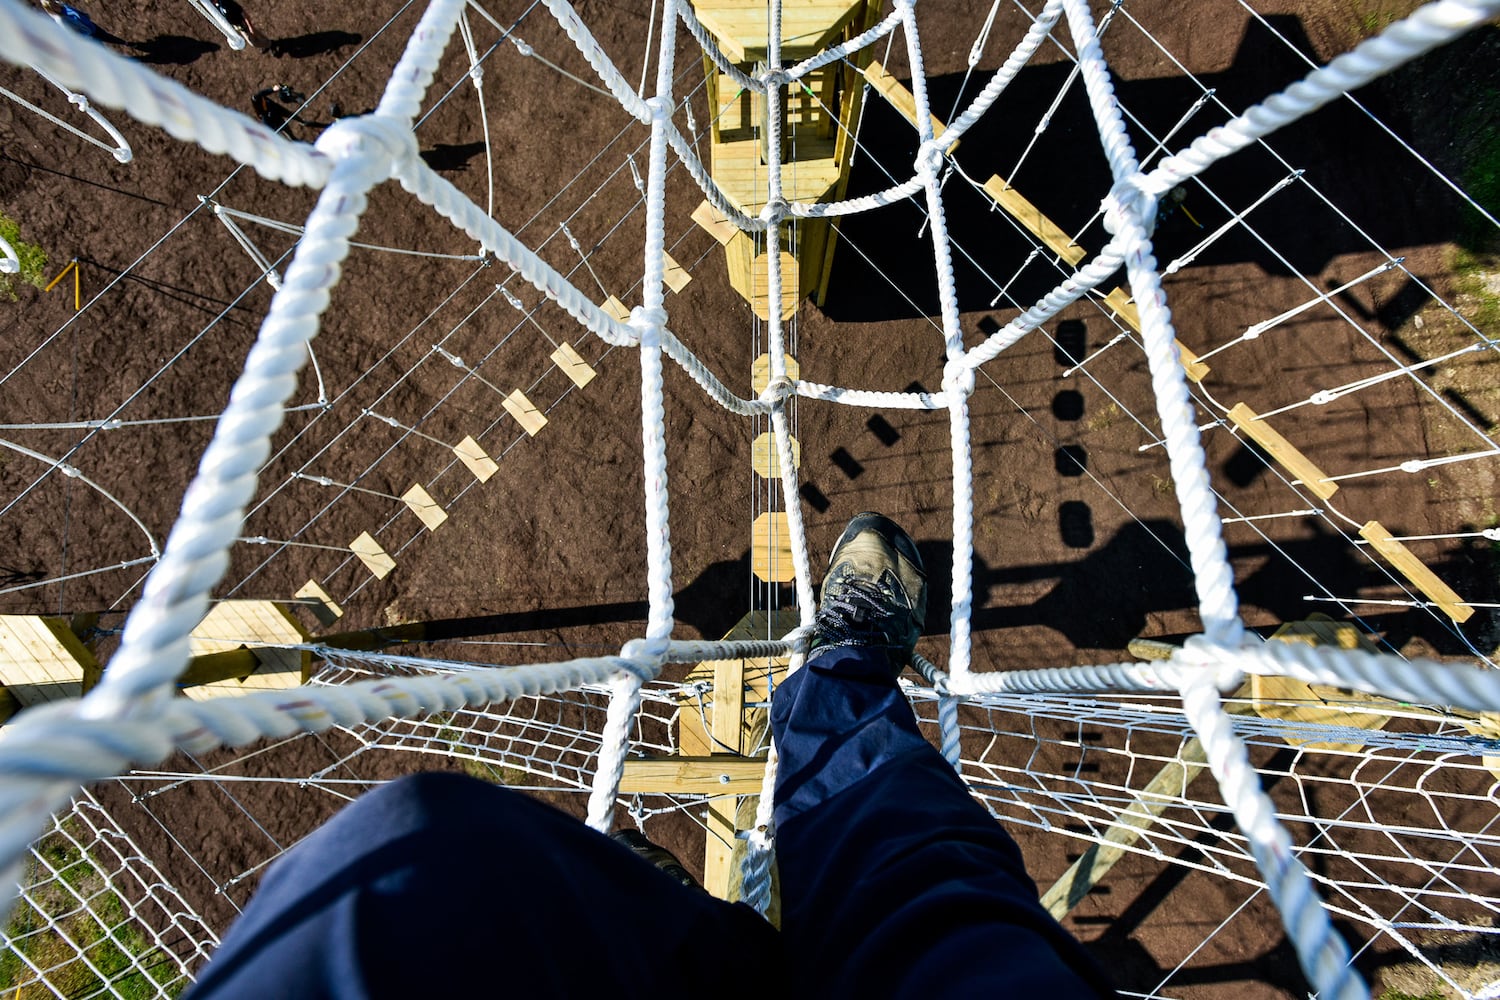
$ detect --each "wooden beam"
[983,175,1085,266]
[1359,520,1474,623]
[704,653,747,898]
[1250,614,1394,752]
[861,60,958,153]
[1226,402,1338,500]
[619,756,765,794]
[1101,288,1210,382]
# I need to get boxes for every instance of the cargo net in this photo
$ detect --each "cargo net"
[2,1,1500,999]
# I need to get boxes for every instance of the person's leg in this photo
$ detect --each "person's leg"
[186,771,777,999]
[773,513,1112,998]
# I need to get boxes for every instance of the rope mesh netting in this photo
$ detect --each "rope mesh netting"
[2,0,1500,997]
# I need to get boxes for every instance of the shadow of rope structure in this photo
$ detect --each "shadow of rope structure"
[2,1,1500,998]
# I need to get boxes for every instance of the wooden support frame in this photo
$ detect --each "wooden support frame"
[1359,520,1473,622]
[619,756,765,793]
[1226,403,1338,500]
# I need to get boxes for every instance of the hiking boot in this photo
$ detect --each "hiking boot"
[811,512,928,671]
[611,829,701,891]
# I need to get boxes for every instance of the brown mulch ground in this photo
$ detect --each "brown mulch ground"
[3,0,1499,996]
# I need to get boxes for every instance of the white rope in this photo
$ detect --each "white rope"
[0,0,325,185]
[183,0,247,51]
[3,63,132,163]
[0,232,18,275]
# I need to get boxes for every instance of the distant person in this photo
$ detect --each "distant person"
[212,0,269,51]
[181,513,1116,999]
[39,0,99,38]
[250,84,304,131]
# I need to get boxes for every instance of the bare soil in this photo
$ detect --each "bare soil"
[2,0,1498,996]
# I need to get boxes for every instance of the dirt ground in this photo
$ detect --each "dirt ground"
[2,0,1498,996]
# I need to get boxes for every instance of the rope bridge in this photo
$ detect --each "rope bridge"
[1,1,1499,997]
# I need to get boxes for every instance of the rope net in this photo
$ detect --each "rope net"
[0,0,1498,997]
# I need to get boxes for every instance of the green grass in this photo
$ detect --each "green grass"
[1457,87,1500,252]
[0,829,185,998]
[0,212,48,302]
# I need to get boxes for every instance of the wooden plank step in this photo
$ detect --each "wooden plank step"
[1251,614,1393,752]
[1359,520,1474,623]
[752,431,799,478]
[402,483,447,531]
[551,341,597,389]
[1100,288,1210,382]
[692,200,739,246]
[751,511,795,583]
[862,60,958,153]
[295,579,343,626]
[619,756,766,793]
[503,388,547,436]
[349,531,396,580]
[1226,403,1338,501]
[984,175,1083,265]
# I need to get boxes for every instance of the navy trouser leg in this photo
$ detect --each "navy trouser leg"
[184,771,776,999]
[772,646,1113,998]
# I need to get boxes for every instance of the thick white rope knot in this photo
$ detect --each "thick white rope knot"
[915,138,947,179]
[619,636,671,666]
[313,114,419,174]
[758,69,790,90]
[760,198,789,226]
[1102,174,1159,238]
[628,305,667,346]
[942,358,975,398]
[758,375,795,407]
[643,95,674,122]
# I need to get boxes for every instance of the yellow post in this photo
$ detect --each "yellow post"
[43,258,80,311]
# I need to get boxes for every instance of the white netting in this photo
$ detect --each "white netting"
[2,0,1499,997]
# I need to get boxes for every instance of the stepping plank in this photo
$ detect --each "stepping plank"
[503,389,548,436]
[1359,520,1473,623]
[752,431,800,478]
[662,251,692,293]
[551,341,597,389]
[751,511,795,583]
[402,483,447,531]
[1101,287,1210,382]
[0,615,96,707]
[751,352,800,394]
[862,60,958,153]
[619,756,766,793]
[692,0,864,62]
[602,295,631,322]
[983,175,1084,266]
[692,199,739,246]
[453,435,499,482]
[746,251,802,321]
[1227,403,1338,500]
[350,531,396,580]
[295,579,343,626]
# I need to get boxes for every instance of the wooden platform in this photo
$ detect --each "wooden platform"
[692,0,866,63]
[185,600,311,702]
[0,615,97,708]
[1250,614,1393,752]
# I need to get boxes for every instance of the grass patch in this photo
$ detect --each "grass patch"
[0,213,49,302]
[1456,85,1500,252]
[0,829,184,998]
